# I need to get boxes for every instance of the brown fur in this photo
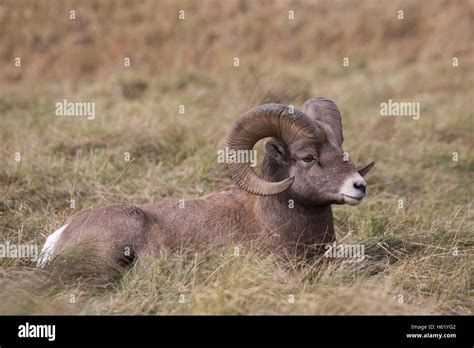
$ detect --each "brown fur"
[48,99,374,268]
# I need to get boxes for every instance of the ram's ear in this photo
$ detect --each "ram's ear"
[265,138,289,166]
[358,161,375,176]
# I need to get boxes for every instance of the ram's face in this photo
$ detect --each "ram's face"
[266,134,369,207]
[226,99,374,200]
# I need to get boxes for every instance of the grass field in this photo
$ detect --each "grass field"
[0,0,472,314]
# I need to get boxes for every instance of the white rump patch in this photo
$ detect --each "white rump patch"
[36,224,68,268]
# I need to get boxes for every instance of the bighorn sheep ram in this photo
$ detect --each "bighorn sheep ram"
[37,98,374,268]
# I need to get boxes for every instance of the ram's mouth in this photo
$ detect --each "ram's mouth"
[343,194,364,206]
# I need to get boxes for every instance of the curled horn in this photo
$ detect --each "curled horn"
[227,103,317,196]
[358,161,375,176]
[302,97,343,148]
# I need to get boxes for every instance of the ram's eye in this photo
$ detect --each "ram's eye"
[302,155,314,163]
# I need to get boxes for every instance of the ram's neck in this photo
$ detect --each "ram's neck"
[256,193,334,249]
[256,156,335,258]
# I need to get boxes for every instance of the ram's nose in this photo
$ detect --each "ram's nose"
[340,174,367,206]
[353,179,367,195]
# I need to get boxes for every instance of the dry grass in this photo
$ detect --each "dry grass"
[0,0,472,314]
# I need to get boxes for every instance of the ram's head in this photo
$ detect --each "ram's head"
[227,98,375,206]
